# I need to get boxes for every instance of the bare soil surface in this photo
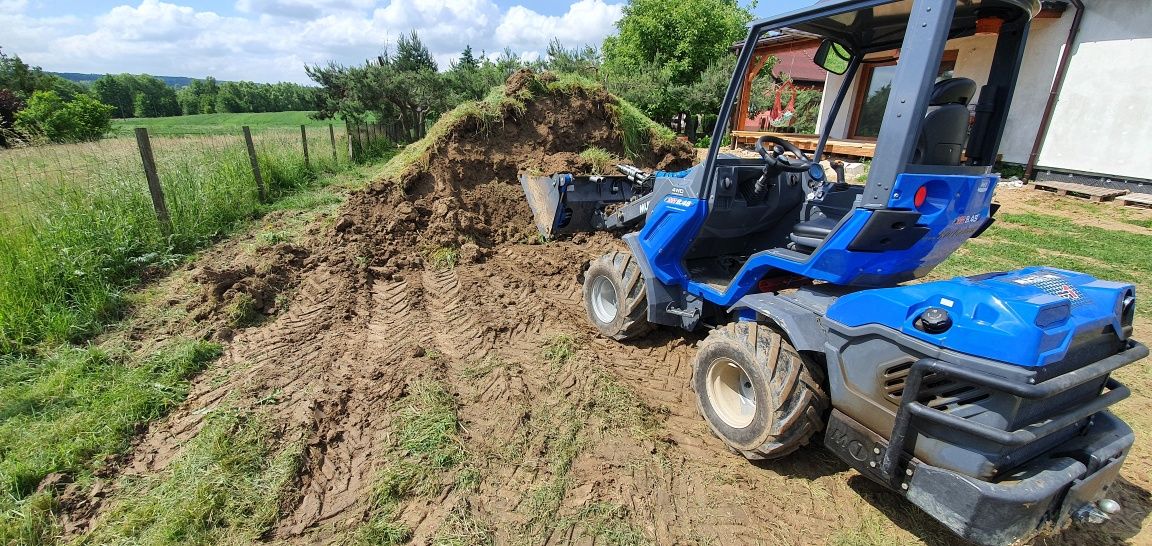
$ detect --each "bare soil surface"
[55,80,1151,545]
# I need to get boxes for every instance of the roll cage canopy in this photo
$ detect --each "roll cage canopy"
[703,0,1040,208]
[771,0,1040,54]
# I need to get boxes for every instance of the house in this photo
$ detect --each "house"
[732,0,1152,189]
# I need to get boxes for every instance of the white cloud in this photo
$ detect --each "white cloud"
[1,0,626,84]
[234,0,376,20]
[0,0,28,14]
[496,0,622,55]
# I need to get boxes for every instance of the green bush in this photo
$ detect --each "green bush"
[14,90,114,143]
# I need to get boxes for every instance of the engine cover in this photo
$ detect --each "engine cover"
[825,267,1135,368]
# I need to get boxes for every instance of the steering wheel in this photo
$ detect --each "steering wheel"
[754,135,813,173]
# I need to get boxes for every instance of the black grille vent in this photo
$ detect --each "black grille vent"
[883,361,990,412]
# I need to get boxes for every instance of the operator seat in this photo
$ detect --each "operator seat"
[912,77,977,166]
[786,77,978,252]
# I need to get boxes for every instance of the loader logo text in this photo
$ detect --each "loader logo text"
[664,196,694,208]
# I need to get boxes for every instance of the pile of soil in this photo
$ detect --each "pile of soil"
[179,69,692,338]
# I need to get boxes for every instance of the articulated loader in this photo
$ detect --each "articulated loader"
[519,0,1146,544]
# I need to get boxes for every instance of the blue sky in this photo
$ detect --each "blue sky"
[2,0,818,83]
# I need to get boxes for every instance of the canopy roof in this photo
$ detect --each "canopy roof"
[752,0,1041,53]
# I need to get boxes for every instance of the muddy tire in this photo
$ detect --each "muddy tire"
[583,251,653,341]
[692,321,828,460]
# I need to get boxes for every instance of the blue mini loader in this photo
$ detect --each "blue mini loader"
[519,0,1147,543]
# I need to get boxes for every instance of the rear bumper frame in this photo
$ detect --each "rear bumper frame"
[824,340,1146,546]
[879,341,1147,482]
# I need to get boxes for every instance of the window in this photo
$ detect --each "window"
[848,51,958,139]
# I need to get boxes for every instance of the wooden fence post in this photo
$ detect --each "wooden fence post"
[242,126,266,202]
[300,125,310,169]
[134,128,172,237]
[345,121,355,161]
[329,123,338,162]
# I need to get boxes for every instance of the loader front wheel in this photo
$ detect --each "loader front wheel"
[583,251,653,341]
[692,321,828,459]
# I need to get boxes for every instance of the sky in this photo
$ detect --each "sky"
[0,0,817,84]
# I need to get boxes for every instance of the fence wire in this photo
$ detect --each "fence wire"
[0,125,352,239]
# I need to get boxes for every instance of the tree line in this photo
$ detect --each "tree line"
[88,74,318,118]
[1,47,320,145]
[307,0,822,145]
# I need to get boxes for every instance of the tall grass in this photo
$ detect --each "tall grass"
[0,340,222,545]
[0,128,381,354]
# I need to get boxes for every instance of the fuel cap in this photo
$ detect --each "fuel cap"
[915,307,952,334]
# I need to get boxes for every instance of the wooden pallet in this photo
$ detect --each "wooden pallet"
[1027,181,1129,202]
[1120,193,1152,208]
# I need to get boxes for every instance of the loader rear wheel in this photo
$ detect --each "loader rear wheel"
[583,251,653,341]
[692,321,828,459]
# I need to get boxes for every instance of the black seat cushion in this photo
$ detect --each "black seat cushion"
[791,216,838,240]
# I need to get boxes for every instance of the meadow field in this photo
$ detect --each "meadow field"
[108,111,337,137]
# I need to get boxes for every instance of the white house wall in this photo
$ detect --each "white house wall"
[1024,2,1152,180]
[998,16,1070,166]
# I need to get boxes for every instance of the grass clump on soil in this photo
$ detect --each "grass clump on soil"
[75,410,303,546]
[562,502,651,546]
[580,147,618,175]
[542,333,577,372]
[428,246,459,270]
[357,382,473,545]
[516,335,660,544]
[433,502,495,546]
[377,86,523,186]
[608,99,678,162]
[0,339,222,544]
[0,131,389,354]
[521,409,584,541]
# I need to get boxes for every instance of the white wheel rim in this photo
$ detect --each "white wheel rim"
[706,357,756,429]
[590,275,618,324]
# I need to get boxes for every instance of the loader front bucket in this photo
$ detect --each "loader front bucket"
[520,173,568,238]
[520,172,644,238]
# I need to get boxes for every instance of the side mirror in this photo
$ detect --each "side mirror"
[814,39,852,75]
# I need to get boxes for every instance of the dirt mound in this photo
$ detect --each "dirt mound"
[185,242,309,338]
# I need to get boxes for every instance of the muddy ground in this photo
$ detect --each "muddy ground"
[53,74,1152,545]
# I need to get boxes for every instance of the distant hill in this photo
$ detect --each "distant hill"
[50,72,208,88]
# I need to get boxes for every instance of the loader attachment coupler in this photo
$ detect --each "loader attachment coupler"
[519,167,648,238]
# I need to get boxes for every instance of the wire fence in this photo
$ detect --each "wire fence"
[0,122,392,352]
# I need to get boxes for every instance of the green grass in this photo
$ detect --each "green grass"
[428,246,460,270]
[562,502,651,546]
[608,98,678,162]
[110,111,335,137]
[936,211,1152,319]
[74,410,303,546]
[1125,217,1152,229]
[357,382,472,545]
[0,130,392,354]
[579,147,618,175]
[543,333,577,373]
[0,339,222,545]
